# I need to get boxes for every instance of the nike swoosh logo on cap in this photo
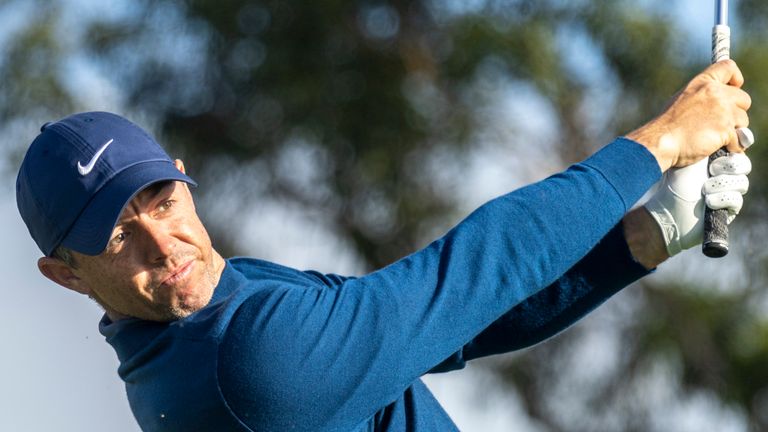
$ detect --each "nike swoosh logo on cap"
[77,139,114,176]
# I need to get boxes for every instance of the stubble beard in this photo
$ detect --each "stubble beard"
[165,261,218,320]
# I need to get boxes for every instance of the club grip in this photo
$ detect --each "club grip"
[702,148,730,257]
[703,21,731,258]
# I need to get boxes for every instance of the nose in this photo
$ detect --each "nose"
[140,221,176,263]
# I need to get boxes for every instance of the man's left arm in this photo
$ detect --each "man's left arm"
[430,215,651,372]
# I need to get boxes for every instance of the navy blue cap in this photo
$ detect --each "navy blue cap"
[16,112,197,256]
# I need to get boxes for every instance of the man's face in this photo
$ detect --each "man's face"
[69,179,223,322]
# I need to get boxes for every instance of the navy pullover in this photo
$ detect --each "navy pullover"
[100,137,661,431]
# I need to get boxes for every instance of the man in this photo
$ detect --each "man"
[16,60,752,431]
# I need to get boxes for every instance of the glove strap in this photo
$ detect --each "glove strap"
[644,198,682,256]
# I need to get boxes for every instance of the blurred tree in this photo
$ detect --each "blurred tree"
[5,0,768,430]
[0,0,77,177]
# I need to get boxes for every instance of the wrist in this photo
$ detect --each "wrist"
[626,123,679,173]
[623,207,670,270]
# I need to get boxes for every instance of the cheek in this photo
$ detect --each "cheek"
[178,215,213,252]
[85,261,152,301]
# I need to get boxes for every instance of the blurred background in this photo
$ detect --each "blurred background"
[2,0,768,430]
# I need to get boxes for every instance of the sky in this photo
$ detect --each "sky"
[0,195,138,431]
[0,0,733,431]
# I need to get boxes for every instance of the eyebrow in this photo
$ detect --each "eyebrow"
[139,181,175,200]
[116,181,176,225]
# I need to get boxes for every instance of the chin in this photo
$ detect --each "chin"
[173,288,214,318]
[150,305,198,322]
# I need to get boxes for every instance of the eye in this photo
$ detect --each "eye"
[158,200,175,212]
[106,231,128,252]
[112,232,127,244]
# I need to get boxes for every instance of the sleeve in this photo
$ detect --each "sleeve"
[217,138,661,431]
[430,220,651,373]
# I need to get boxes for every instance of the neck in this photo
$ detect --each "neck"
[105,308,129,322]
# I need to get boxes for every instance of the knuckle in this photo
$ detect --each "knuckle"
[702,82,720,97]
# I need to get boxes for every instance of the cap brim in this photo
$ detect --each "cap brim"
[60,161,197,256]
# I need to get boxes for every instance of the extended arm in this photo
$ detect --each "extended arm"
[219,138,660,430]
[215,48,750,432]
[429,208,661,372]
[429,155,751,373]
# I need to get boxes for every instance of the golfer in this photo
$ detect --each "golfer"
[16,60,752,431]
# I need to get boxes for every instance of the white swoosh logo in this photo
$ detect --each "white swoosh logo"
[77,139,114,176]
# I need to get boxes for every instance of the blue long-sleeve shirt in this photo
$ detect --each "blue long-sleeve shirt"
[100,137,661,431]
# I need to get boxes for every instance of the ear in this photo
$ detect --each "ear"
[174,159,186,174]
[174,158,196,206]
[38,257,91,296]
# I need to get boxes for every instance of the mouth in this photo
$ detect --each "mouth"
[161,260,195,288]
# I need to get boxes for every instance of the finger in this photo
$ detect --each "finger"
[726,86,753,111]
[710,153,752,175]
[705,191,744,213]
[704,174,749,195]
[704,59,745,87]
[734,110,750,129]
[724,129,746,154]
[740,89,752,110]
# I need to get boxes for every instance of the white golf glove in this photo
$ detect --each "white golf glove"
[644,153,751,256]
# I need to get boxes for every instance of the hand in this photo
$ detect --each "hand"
[626,60,752,172]
[644,153,751,256]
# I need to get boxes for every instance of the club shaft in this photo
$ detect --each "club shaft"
[716,0,728,26]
